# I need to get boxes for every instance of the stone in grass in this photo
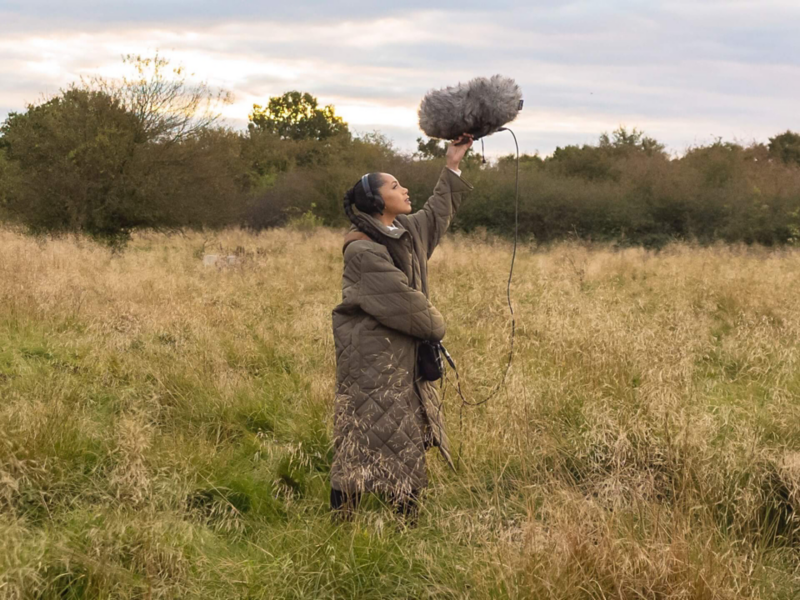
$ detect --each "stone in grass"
[202,254,240,267]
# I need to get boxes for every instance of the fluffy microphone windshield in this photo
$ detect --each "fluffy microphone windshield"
[418,74,523,141]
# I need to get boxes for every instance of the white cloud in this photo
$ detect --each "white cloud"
[1,2,799,158]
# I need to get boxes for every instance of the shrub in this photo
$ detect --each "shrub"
[1,88,148,243]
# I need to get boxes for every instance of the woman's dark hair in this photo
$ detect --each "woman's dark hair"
[345,173,384,216]
[343,172,384,235]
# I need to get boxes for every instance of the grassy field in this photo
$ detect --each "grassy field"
[1,225,800,599]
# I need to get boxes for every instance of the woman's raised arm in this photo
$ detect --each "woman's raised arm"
[403,134,475,259]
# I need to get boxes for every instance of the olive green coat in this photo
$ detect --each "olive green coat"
[330,166,473,497]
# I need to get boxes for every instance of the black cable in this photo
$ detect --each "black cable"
[446,127,519,471]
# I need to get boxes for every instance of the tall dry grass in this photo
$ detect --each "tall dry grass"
[1,224,799,598]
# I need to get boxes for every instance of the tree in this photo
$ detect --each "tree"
[548,144,614,180]
[548,127,666,180]
[598,126,666,158]
[83,53,246,233]
[0,148,22,220]
[497,152,544,169]
[681,139,746,186]
[248,91,349,141]
[1,88,146,241]
[413,135,483,169]
[85,52,232,143]
[356,131,395,154]
[414,136,447,159]
[1,53,247,244]
[768,131,800,165]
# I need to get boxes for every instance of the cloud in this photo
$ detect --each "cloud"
[1,2,799,157]
[1,0,525,28]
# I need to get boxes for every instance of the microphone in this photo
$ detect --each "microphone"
[418,75,523,142]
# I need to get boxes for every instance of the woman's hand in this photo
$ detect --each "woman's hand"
[446,133,474,170]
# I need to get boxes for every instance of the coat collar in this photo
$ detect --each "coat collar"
[355,211,409,240]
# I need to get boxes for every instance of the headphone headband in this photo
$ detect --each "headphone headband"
[361,173,373,199]
[358,172,384,215]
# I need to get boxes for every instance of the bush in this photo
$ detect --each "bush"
[1,93,249,244]
[244,168,327,229]
[0,148,22,222]
[449,134,800,247]
[128,126,250,230]
[1,88,148,243]
[3,61,800,249]
[0,54,247,245]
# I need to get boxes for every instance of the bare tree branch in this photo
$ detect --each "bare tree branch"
[83,51,233,144]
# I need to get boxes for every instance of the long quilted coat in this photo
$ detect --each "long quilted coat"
[330,166,474,497]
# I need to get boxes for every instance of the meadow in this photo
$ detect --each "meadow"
[1,224,800,599]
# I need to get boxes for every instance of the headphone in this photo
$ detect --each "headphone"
[360,173,384,215]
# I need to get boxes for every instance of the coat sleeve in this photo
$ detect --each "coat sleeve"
[403,166,474,259]
[355,246,446,342]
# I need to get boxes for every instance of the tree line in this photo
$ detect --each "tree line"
[1,53,799,248]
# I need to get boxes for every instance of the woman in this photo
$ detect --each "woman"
[330,133,474,521]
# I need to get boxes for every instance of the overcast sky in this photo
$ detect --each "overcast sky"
[1,0,798,159]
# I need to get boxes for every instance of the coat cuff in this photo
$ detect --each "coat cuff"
[442,165,473,192]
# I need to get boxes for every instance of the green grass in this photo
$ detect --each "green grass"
[1,227,800,598]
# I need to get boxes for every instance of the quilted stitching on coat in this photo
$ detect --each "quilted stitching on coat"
[331,167,473,496]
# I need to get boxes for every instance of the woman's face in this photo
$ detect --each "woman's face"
[377,173,411,216]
